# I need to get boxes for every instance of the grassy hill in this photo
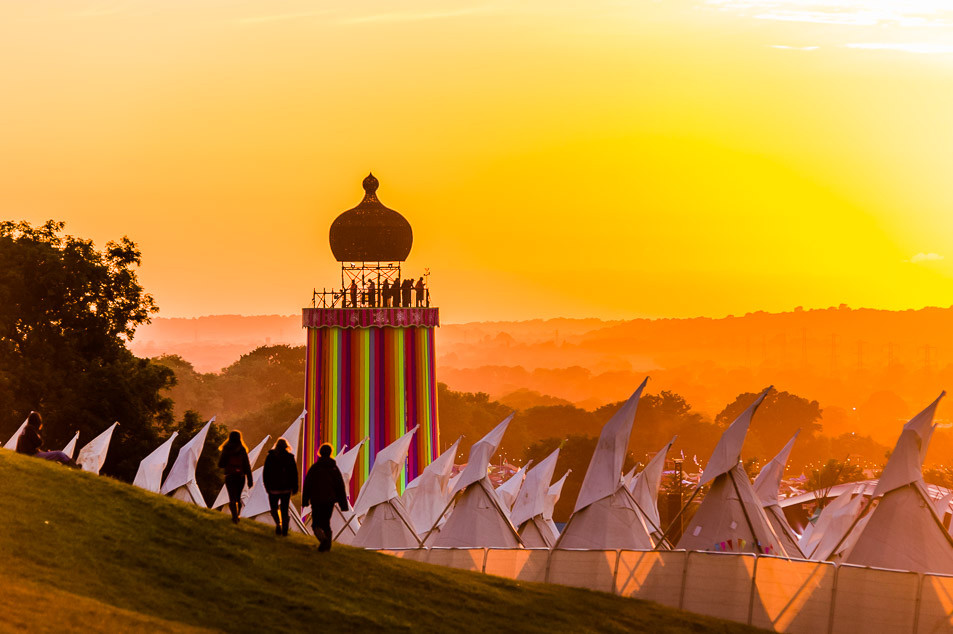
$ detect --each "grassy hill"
[0,451,760,633]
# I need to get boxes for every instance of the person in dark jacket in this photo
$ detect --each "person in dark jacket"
[16,411,71,464]
[301,443,349,552]
[263,437,299,536]
[218,430,253,524]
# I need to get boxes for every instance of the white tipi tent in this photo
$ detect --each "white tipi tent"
[161,418,213,507]
[556,380,655,550]
[676,388,788,556]
[77,422,119,475]
[511,450,560,547]
[496,460,532,513]
[241,411,309,533]
[401,437,461,536]
[3,417,28,450]
[628,436,676,544]
[328,439,367,544]
[210,434,271,510]
[61,431,80,460]
[752,430,804,557]
[351,427,421,549]
[428,414,523,548]
[133,432,179,493]
[841,394,953,573]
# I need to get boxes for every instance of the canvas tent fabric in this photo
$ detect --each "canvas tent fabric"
[753,431,803,557]
[61,431,80,460]
[211,434,271,509]
[699,387,771,486]
[451,414,513,496]
[430,418,523,547]
[402,437,460,535]
[496,460,532,512]
[844,482,953,574]
[3,419,28,450]
[352,426,418,519]
[676,463,786,556]
[544,470,571,539]
[557,486,654,550]
[161,418,213,505]
[511,450,559,529]
[519,515,557,548]
[799,487,862,559]
[428,478,523,548]
[133,432,179,493]
[558,380,657,550]
[628,436,676,537]
[574,379,647,512]
[875,393,943,497]
[351,427,422,548]
[77,422,119,475]
[806,493,865,560]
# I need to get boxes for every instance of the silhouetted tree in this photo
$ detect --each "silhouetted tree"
[0,220,174,481]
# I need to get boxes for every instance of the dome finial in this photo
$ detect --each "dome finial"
[363,172,379,195]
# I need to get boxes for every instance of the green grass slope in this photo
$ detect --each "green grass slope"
[0,452,761,633]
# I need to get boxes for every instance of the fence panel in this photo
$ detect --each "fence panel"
[615,550,686,609]
[830,565,919,634]
[750,557,835,633]
[917,574,953,634]
[547,550,619,594]
[423,548,486,572]
[483,548,549,583]
[681,552,756,624]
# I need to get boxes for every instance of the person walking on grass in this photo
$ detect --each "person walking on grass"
[301,443,349,552]
[16,411,72,464]
[263,437,299,536]
[218,431,253,524]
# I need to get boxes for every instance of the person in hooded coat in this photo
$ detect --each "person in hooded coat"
[263,437,299,536]
[218,430,253,524]
[302,443,349,552]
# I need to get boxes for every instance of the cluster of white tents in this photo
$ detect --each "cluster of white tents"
[6,379,953,577]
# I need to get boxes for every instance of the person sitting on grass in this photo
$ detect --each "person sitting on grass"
[301,443,349,552]
[218,430,254,524]
[16,412,72,464]
[263,437,299,537]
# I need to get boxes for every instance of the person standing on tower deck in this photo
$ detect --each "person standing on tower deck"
[415,277,425,307]
[302,443,349,552]
[367,279,376,308]
[401,278,412,307]
[381,279,391,308]
[349,280,357,308]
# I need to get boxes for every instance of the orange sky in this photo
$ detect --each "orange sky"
[3,1,953,323]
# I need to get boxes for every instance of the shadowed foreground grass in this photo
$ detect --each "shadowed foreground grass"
[0,451,762,633]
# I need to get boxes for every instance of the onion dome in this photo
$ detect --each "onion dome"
[329,173,413,262]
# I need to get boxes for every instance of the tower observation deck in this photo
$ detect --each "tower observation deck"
[302,174,440,496]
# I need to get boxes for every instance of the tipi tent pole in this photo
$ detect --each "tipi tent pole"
[728,468,761,554]
[390,499,424,547]
[623,487,674,549]
[912,483,953,549]
[420,494,457,545]
[653,485,702,551]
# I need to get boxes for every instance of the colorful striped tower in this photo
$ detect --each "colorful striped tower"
[302,174,440,497]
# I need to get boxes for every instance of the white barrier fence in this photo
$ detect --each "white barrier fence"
[379,548,953,633]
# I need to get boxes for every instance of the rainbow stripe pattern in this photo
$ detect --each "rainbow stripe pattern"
[303,308,439,497]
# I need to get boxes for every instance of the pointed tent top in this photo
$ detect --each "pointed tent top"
[3,418,29,450]
[574,378,648,512]
[280,410,305,458]
[133,431,179,493]
[512,450,560,528]
[496,460,533,510]
[753,429,799,507]
[161,419,212,494]
[247,434,271,470]
[77,421,119,475]
[405,436,460,492]
[352,426,418,518]
[452,413,514,495]
[61,431,80,460]
[699,386,772,486]
[336,438,367,488]
[874,394,945,496]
